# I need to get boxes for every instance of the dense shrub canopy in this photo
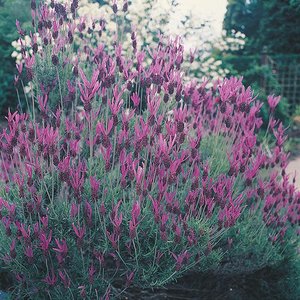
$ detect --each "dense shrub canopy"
[0,1,299,299]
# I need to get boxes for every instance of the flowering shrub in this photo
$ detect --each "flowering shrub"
[0,0,299,299]
[11,0,227,97]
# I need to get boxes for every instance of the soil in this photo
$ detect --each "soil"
[0,271,11,294]
[117,266,297,300]
[1,264,297,300]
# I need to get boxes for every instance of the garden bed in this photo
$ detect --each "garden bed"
[118,262,297,300]
[1,264,295,300]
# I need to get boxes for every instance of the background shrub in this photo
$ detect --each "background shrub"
[0,0,31,115]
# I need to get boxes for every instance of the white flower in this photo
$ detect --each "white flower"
[16,53,23,62]
[24,35,31,45]
[23,84,32,94]
[11,40,20,49]
[11,51,19,58]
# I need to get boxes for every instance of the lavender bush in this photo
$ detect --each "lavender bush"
[0,1,299,299]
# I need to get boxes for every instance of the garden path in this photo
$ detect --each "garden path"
[287,156,300,190]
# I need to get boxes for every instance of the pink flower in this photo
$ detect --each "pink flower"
[53,239,68,257]
[108,86,124,115]
[78,285,87,298]
[129,220,138,239]
[90,176,100,201]
[106,230,118,249]
[126,271,135,287]
[43,269,57,286]
[24,246,34,264]
[171,250,189,271]
[16,20,25,36]
[10,239,16,259]
[72,223,86,248]
[131,93,140,107]
[16,62,23,75]
[40,215,48,229]
[84,201,93,227]
[267,95,281,111]
[37,94,48,116]
[131,201,141,224]
[88,263,96,284]
[39,230,52,254]
[70,203,79,219]
[58,269,71,288]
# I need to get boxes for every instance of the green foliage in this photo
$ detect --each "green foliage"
[222,212,283,275]
[223,0,264,48]
[241,64,290,124]
[223,0,300,54]
[217,210,300,300]
[293,105,300,117]
[33,47,74,111]
[0,0,31,115]
[0,167,222,298]
[221,0,300,124]
[275,256,300,300]
[92,0,108,5]
[200,135,230,178]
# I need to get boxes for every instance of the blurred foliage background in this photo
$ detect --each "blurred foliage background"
[221,0,300,106]
[216,0,300,153]
[0,0,31,115]
[223,0,300,54]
